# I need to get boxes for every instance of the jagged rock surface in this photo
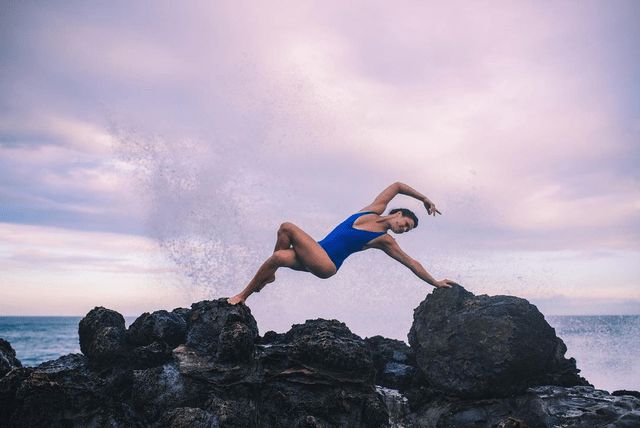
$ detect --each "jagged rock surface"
[0,339,22,377]
[78,306,128,367]
[404,385,640,428]
[408,285,589,399]
[1,287,638,427]
[365,335,416,390]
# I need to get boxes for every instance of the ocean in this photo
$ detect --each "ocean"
[0,315,638,392]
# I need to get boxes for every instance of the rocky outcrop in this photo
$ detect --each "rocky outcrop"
[365,336,416,390]
[1,287,638,427]
[0,339,22,377]
[405,385,640,428]
[78,307,128,367]
[408,285,588,399]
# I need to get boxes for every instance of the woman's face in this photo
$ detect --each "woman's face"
[391,214,415,234]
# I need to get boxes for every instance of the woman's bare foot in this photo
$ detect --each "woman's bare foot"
[227,295,245,305]
[255,274,276,293]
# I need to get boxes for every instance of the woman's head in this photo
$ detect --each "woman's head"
[388,208,418,233]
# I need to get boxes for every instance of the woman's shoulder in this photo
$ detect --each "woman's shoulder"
[354,210,380,216]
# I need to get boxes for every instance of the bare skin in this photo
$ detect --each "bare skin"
[227,182,458,305]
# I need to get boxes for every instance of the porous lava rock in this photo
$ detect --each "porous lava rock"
[0,338,22,377]
[255,319,388,427]
[408,285,589,398]
[3,354,141,427]
[186,299,258,363]
[127,310,187,348]
[79,306,128,366]
[365,335,416,390]
[407,385,640,428]
[2,288,638,427]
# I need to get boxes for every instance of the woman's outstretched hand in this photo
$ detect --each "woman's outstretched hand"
[434,279,458,288]
[424,199,442,216]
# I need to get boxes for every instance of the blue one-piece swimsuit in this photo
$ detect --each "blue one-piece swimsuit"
[317,211,386,271]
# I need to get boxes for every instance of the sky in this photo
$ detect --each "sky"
[1,1,639,341]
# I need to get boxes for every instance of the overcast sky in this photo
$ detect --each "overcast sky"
[1,1,639,340]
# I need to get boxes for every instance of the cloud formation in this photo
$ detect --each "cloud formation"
[0,1,638,319]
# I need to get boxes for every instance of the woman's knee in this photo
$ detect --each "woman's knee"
[314,267,337,279]
[278,222,296,234]
[269,249,295,267]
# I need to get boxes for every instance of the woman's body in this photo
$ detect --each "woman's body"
[227,182,457,305]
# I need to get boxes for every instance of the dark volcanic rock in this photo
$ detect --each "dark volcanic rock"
[127,310,187,348]
[0,338,22,377]
[408,285,588,398]
[130,341,172,369]
[613,389,640,399]
[365,335,416,390]
[3,289,637,427]
[155,407,219,428]
[0,367,32,423]
[3,354,142,427]
[406,385,640,428]
[257,319,387,427]
[282,319,375,379]
[79,306,127,366]
[186,299,258,362]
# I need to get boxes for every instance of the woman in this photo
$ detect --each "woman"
[227,182,457,305]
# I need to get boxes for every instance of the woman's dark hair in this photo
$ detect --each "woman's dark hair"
[389,208,418,228]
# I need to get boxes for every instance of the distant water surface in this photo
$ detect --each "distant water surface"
[547,315,639,392]
[0,315,638,392]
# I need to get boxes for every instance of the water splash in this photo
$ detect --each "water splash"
[110,124,262,296]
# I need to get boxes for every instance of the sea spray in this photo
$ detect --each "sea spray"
[110,125,265,297]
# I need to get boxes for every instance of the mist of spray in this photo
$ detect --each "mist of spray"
[111,125,267,298]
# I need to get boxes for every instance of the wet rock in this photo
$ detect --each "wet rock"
[405,385,640,427]
[376,386,411,427]
[0,338,22,377]
[79,306,128,366]
[408,285,588,398]
[127,310,187,348]
[532,385,640,428]
[365,335,416,390]
[613,389,640,399]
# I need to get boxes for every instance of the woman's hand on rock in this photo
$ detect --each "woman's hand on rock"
[435,279,457,288]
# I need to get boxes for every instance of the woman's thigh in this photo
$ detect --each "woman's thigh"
[281,223,336,277]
